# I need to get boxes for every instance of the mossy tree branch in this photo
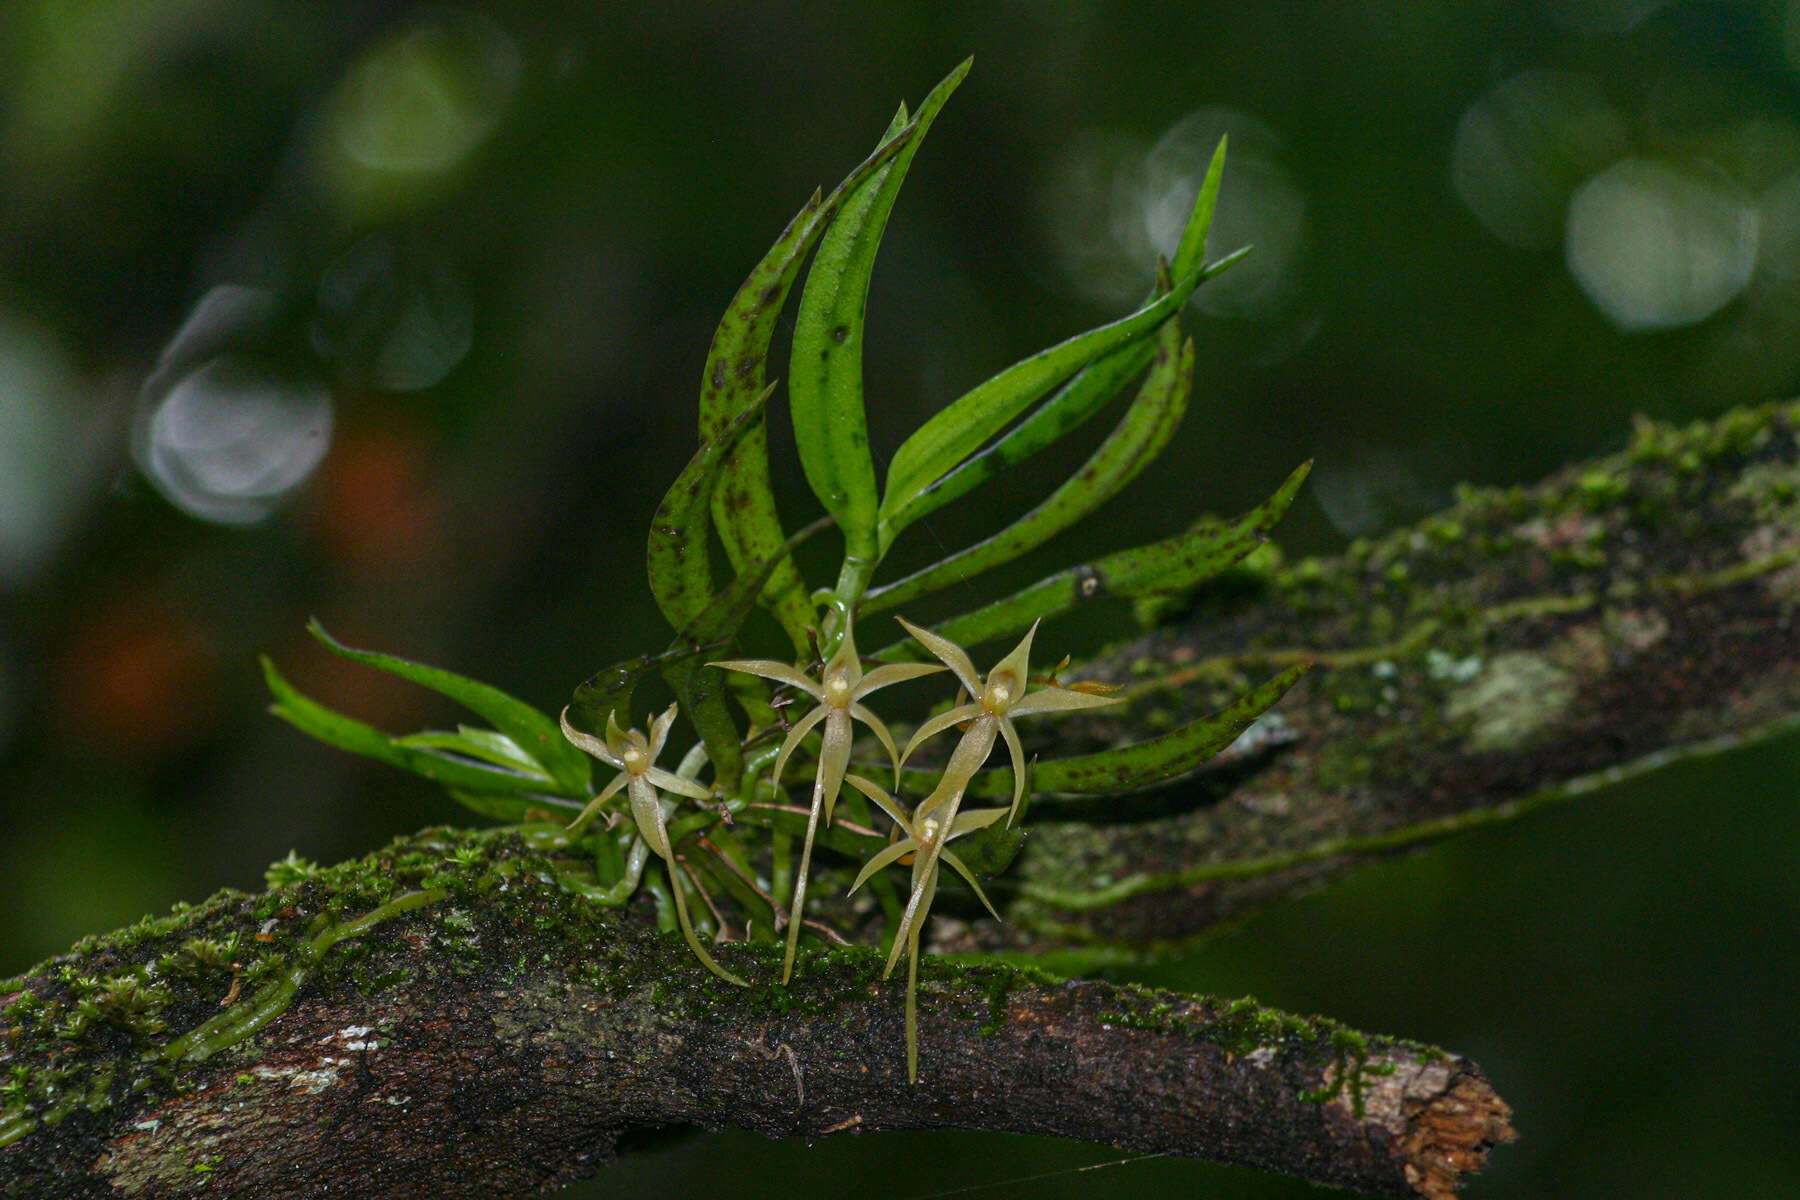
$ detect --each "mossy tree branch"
[0,832,1509,1199]
[8,399,1799,1198]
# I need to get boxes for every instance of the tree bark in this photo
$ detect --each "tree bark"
[9,398,1800,1198]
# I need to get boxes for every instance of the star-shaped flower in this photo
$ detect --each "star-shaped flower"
[842,771,1006,1082]
[897,617,1120,826]
[561,702,744,986]
[712,618,943,981]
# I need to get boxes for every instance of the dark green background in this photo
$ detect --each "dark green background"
[3,3,1796,1196]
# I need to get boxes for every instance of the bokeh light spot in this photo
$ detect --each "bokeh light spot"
[1452,69,1628,250]
[0,316,85,585]
[1039,108,1306,320]
[1565,158,1759,332]
[321,8,519,208]
[134,285,334,527]
[311,236,473,391]
[135,357,333,526]
[1146,109,1306,319]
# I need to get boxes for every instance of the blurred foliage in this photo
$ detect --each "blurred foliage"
[2,2,1798,1197]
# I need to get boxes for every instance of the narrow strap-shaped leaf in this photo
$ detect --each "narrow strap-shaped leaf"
[262,656,584,800]
[394,728,552,779]
[570,514,827,773]
[1171,135,1230,281]
[877,261,1209,552]
[678,512,833,646]
[863,326,1191,616]
[699,126,922,651]
[301,621,591,796]
[1033,660,1310,794]
[660,512,835,791]
[660,657,740,792]
[893,660,1309,800]
[789,59,971,571]
[879,339,1157,550]
[647,386,773,636]
[878,459,1312,657]
[443,789,585,824]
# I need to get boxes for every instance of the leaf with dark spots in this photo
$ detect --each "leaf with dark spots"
[697,101,925,652]
[789,60,970,579]
[892,661,1310,801]
[1033,661,1311,794]
[863,319,1193,617]
[875,460,1312,657]
[655,512,834,789]
[647,389,773,637]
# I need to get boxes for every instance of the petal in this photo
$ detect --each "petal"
[646,702,681,760]
[560,707,624,769]
[998,717,1027,823]
[628,776,673,859]
[899,703,982,765]
[947,805,1008,837]
[850,837,917,893]
[986,619,1040,699]
[1008,686,1123,717]
[709,657,823,697]
[914,720,996,824]
[772,703,829,787]
[848,702,902,774]
[842,772,912,828]
[823,619,864,687]
[852,660,947,697]
[566,769,630,832]
[646,766,713,801]
[941,850,1001,921]
[895,616,981,695]
[815,708,854,823]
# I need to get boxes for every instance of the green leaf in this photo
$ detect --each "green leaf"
[863,323,1191,616]
[300,620,591,796]
[395,727,552,778]
[566,651,665,748]
[877,261,1210,552]
[262,656,584,803]
[874,338,1160,552]
[569,515,829,788]
[445,789,585,824]
[647,386,773,636]
[1172,136,1230,281]
[893,661,1309,800]
[789,59,970,573]
[661,658,740,792]
[1032,661,1310,794]
[880,459,1312,656]
[661,513,832,791]
[678,512,833,646]
[699,125,923,652]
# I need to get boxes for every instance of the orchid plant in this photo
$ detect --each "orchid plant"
[261,60,1312,1080]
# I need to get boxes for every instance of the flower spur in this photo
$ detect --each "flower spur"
[711,616,944,982]
[559,702,746,986]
